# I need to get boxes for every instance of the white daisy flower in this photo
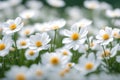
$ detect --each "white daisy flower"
[112,28,120,39]
[35,23,51,32]
[63,69,86,80]
[16,37,29,49]
[55,47,73,59]
[48,19,66,30]
[97,44,119,59]
[62,25,88,50]
[25,49,39,60]
[78,44,88,53]
[19,10,37,19]
[5,66,31,80]
[29,33,51,51]
[84,0,100,10]
[35,19,66,32]
[19,25,35,37]
[96,27,113,45]
[0,35,13,57]
[75,53,101,75]
[3,17,24,34]
[106,9,120,18]
[41,52,70,67]
[26,0,43,9]
[46,0,65,7]
[29,64,46,80]
[89,36,101,50]
[74,18,92,28]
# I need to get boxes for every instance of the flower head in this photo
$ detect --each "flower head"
[3,17,24,34]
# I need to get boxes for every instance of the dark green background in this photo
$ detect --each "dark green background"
[21,0,120,8]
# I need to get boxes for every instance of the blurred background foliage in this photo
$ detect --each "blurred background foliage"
[20,0,120,8]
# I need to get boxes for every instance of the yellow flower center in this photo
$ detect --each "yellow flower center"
[90,42,94,47]
[62,51,68,55]
[24,30,30,35]
[64,67,70,73]
[50,56,60,65]
[67,63,72,67]
[102,33,109,40]
[52,25,59,30]
[28,50,35,56]
[85,62,94,70]
[35,70,43,76]
[90,3,96,9]
[35,41,42,47]
[20,41,27,46]
[59,70,65,77]
[0,43,6,51]
[71,33,79,40]
[15,73,26,80]
[9,24,17,30]
[101,50,110,57]
[113,32,120,38]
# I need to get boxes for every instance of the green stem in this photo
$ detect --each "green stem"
[110,42,112,50]
[13,33,19,64]
[53,30,57,50]
[2,57,5,75]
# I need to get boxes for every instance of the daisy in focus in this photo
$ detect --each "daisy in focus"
[62,25,88,50]
[16,37,29,49]
[96,27,113,45]
[25,49,39,60]
[75,53,101,75]
[3,17,24,34]
[29,33,51,51]
[0,35,13,57]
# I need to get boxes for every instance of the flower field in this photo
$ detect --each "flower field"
[0,0,120,80]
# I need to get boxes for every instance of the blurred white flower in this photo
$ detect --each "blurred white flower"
[41,52,70,67]
[29,64,47,80]
[112,28,120,39]
[74,18,92,28]
[19,25,35,37]
[3,17,24,34]
[100,2,112,10]
[29,33,51,51]
[106,9,120,18]
[89,36,100,50]
[0,35,13,57]
[5,66,31,80]
[46,0,65,7]
[65,7,83,20]
[116,56,120,63]
[55,47,73,60]
[8,0,22,7]
[84,0,100,10]
[26,0,43,9]
[35,19,66,32]
[96,27,113,45]
[25,49,39,60]
[97,44,119,59]
[20,10,37,19]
